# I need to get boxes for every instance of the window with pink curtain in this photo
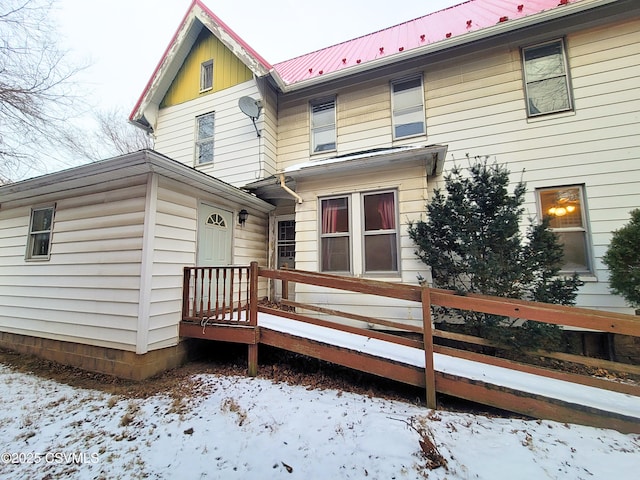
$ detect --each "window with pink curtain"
[363,192,398,272]
[321,197,350,272]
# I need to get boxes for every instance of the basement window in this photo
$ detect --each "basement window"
[26,205,55,260]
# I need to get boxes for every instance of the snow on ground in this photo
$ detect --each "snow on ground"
[0,364,637,480]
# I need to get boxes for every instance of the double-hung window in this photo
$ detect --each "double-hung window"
[311,99,336,153]
[320,191,400,274]
[26,206,55,260]
[200,59,213,92]
[522,39,573,117]
[321,197,350,272]
[391,76,425,139]
[537,185,592,274]
[363,191,398,272]
[195,112,215,164]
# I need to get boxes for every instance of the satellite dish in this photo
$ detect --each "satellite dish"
[238,96,262,137]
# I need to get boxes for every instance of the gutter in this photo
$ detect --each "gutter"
[271,0,621,93]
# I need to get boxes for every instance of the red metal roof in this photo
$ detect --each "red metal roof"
[273,0,575,85]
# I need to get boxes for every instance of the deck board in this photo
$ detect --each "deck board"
[257,312,640,430]
[180,311,640,432]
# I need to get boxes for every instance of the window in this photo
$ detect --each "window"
[320,191,400,274]
[26,206,55,260]
[363,192,398,272]
[321,196,350,272]
[537,186,591,273]
[196,112,214,164]
[311,99,336,153]
[522,39,572,117]
[206,213,226,227]
[200,59,213,92]
[277,219,296,270]
[391,76,425,138]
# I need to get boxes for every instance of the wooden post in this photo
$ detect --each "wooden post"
[182,267,191,320]
[421,287,437,409]
[281,263,289,301]
[248,261,259,376]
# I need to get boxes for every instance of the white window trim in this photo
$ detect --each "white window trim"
[310,97,337,155]
[319,195,352,274]
[319,191,401,277]
[535,185,593,275]
[361,190,400,275]
[391,75,426,140]
[195,112,215,165]
[522,38,573,118]
[25,205,55,261]
[200,59,214,93]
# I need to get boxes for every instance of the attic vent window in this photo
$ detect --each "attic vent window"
[200,59,213,92]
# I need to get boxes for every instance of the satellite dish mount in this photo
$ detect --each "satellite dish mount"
[238,96,262,137]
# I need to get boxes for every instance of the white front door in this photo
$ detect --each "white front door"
[197,203,233,266]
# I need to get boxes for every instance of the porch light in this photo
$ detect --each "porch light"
[238,209,249,226]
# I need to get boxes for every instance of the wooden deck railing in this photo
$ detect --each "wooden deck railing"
[182,262,640,425]
[182,264,257,326]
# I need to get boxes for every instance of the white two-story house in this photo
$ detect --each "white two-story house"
[131,0,639,321]
[0,0,637,378]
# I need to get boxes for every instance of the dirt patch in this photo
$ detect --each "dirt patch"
[0,344,516,418]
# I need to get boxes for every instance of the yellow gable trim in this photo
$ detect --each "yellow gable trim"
[161,29,253,108]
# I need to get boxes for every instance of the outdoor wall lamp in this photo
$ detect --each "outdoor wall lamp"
[238,209,249,226]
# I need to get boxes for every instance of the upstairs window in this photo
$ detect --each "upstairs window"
[522,39,573,117]
[537,185,592,274]
[311,99,336,153]
[200,59,214,92]
[391,76,425,139]
[26,206,55,260]
[196,112,215,164]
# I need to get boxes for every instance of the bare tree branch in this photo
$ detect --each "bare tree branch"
[0,0,89,181]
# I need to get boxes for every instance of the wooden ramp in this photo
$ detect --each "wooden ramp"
[180,264,640,434]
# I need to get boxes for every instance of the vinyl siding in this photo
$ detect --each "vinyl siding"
[160,28,253,108]
[292,162,429,327]
[146,181,197,351]
[424,17,640,314]
[276,16,639,316]
[154,80,274,188]
[0,179,148,351]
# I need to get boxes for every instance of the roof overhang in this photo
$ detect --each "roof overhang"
[0,150,275,213]
[244,145,448,204]
[129,0,272,131]
[284,144,448,179]
[272,0,621,93]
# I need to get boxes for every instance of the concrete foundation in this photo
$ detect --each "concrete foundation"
[0,332,189,380]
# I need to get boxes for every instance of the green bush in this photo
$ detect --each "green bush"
[603,209,640,309]
[408,156,582,349]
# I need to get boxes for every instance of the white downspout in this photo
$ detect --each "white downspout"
[280,174,303,204]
